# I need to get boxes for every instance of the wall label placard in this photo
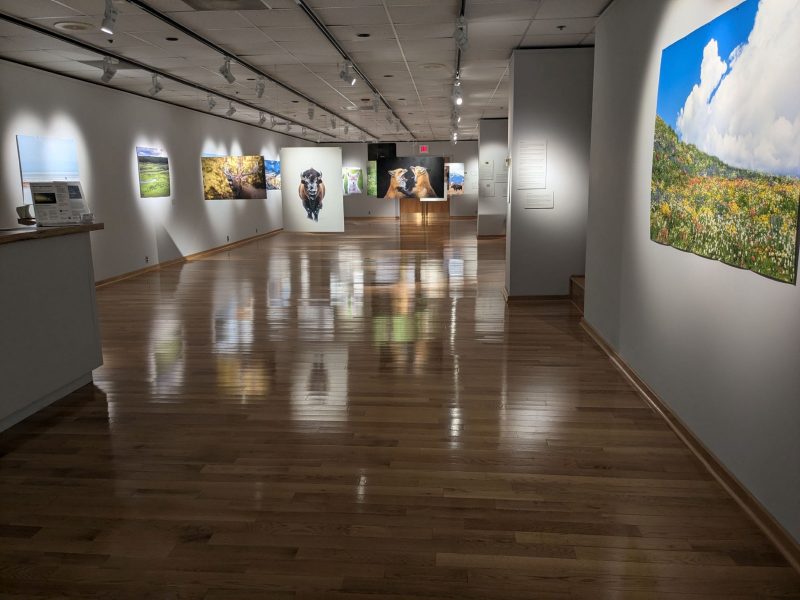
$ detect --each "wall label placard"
[517,140,547,190]
[479,159,494,180]
[524,191,554,209]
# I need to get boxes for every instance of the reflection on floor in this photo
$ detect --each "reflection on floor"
[0,219,797,598]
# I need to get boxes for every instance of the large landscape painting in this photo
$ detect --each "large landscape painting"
[651,0,800,284]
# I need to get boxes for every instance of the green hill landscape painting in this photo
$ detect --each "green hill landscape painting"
[136,146,170,198]
[651,0,799,284]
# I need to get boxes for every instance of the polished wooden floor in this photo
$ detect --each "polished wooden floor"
[1,219,798,599]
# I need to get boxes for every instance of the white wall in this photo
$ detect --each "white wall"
[0,60,302,282]
[585,0,800,542]
[506,48,594,296]
[478,118,508,236]
[332,140,479,219]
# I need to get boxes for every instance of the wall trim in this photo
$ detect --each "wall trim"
[477,234,506,240]
[95,228,283,288]
[580,318,800,574]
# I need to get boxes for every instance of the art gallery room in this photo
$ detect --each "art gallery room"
[0,0,799,596]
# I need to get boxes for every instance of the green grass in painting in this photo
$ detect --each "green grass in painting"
[138,157,170,198]
[651,116,800,284]
[367,160,377,197]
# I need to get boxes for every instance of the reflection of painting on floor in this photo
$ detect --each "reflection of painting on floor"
[342,167,363,195]
[447,162,465,197]
[265,160,281,190]
[651,0,800,284]
[201,155,267,200]
[136,146,170,198]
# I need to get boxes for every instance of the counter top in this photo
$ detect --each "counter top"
[0,223,104,246]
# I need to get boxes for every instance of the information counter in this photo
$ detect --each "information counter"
[0,223,104,431]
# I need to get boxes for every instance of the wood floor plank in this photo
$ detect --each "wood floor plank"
[0,219,797,598]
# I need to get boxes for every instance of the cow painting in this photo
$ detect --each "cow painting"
[299,168,325,221]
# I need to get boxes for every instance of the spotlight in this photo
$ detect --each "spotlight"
[453,86,463,106]
[454,15,468,52]
[339,61,357,86]
[100,0,118,35]
[330,116,336,129]
[344,123,349,135]
[226,101,236,117]
[395,121,400,133]
[218,56,235,84]
[100,56,117,83]
[258,112,266,126]
[302,126,307,136]
[286,123,292,133]
[452,130,458,145]
[207,94,216,110]
[307,104,315,120]
[270,115,277,127]
[255,77,266,98]
[148,73,163,96]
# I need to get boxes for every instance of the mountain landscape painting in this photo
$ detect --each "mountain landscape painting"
[651,0,800,284]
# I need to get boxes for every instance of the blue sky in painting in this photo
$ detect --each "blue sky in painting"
[136,146,167,158]
[656,0,758,130]
[265,160,280,175]
[16,134,79,179]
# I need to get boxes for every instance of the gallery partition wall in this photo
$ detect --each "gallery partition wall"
[585,0,800,552]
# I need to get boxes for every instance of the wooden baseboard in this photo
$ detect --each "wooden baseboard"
[450,216,478,221]
[580,318,800,574]
[95,228,282,288]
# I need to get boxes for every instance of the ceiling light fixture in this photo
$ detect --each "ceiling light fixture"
[255,77,266,98]
[373,92,380,113]
[453,86,463,106]
[307,104,315,120]
[100,0,118,35]
[207,93,216,110]
[270,115,277,127]
[100,56,117,83]
[219,56,235,84]
[149,73,163,96]
[226,101,236,117]
[258,112,266,126]
[452,130,458,144]
[286,123,292,133]
[339,61,357,86]
[343,123,349,135]
[302,126,307,136]
[330,116,336,129]
[454,15,468,52]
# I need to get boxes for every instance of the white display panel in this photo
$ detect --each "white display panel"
[280,147,344,233]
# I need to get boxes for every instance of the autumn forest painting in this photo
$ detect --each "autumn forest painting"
[651,0,800,284]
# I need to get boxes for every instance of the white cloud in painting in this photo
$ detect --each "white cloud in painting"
[676,0,800,177]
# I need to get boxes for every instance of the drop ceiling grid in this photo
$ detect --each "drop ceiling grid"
[0,0,607,141]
